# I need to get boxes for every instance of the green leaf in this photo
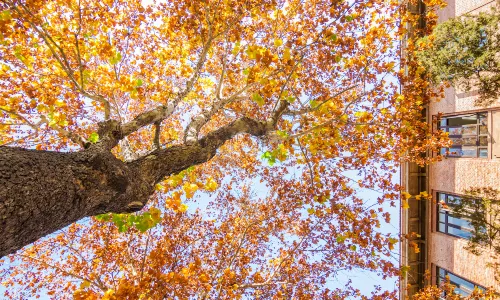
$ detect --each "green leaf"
[0,10,11,21]
[277,130,288,138]
[109,51,122,65]
[232,41,241,55]
[252,93,265,106]
[112,214,128,233]
[274,143,288,162]
[388,237,398,245]
[95,214,111,221]
[400,265,411,277]
[135,213,156,233]
[336,235,346,243]
[13,46,26,62]
[285,96,295,103]
[135,79,143,87]
[88,132,99,143]
[261,151,276,166]
[329,34,337,42]
[350,245,357,251]
[126,214,136,226]
[345,15,353,22]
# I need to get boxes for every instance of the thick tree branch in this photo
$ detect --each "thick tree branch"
[104,32,217,149]
[154,121,161,150]
[134,117,274,184]
[183,82,257,144]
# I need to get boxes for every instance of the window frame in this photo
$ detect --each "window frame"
[436,266,486,297]
[436,192,475,239]
[438,112,488,158]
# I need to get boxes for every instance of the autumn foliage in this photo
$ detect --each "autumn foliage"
[0,0,447,298]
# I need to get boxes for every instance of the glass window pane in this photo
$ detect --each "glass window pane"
[438,267,445,278]
[448,226,472,239]
[448,273,476,291]
[438,113,488,158]
[462,125,477,135]
[439,193,446,201]
[447,195,461,205]
[448,115,477,126]
[436,267,486,297]
[438,222,446,233]
[448,127,462,135]
[455,288,471,297]
[447,148,463,157]
[479,113,487,125]
[461,147,477,157]
[453,137,477,146]
[448,215,472,229]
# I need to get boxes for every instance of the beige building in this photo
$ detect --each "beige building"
[400,0,500,297]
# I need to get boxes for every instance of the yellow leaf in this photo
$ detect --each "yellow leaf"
[178,203,188,213]
[54,100,65,107]
[402,200,410,209]
[401,192,411,200]
[80,280,91,289]
[149,207,161,222]
[102,289,115,300]
[183,182,198,199]
[199,273,209,283]
[274,38,283,47]
[283,48,291,60]
[204,177,218,192]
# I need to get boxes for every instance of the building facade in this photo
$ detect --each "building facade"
[400,0,500,298]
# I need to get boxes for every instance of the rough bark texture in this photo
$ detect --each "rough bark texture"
[0,146,153,257]
[0,116,275,258]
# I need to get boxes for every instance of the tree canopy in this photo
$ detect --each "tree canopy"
[0,0,448,298]
[416,8,500,106]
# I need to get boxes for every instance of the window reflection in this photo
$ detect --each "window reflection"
[438,113,488,158]
[437,193,474,239]
[437,267,485,297]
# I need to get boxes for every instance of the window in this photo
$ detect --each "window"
[437,267,485,297]
[437,193,474,239]
[439,113,488,158]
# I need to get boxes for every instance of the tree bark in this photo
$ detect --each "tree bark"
[0,116,274,258]
[0,146,153,257]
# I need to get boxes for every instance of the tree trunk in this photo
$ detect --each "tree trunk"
[0,146,153,257]
[0,116,274,258]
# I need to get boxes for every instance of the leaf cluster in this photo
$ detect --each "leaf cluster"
[417,8,500,105]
